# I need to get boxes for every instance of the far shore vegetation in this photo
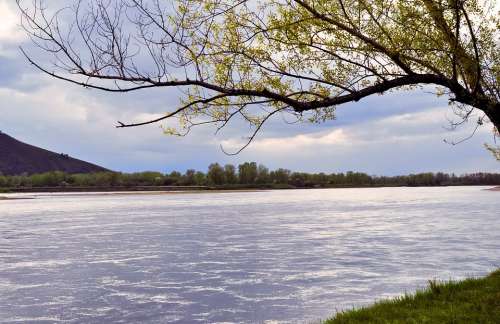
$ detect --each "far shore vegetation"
[1,162,499,192]
[325,269,500,323]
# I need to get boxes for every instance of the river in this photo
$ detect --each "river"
[1,187,499,323]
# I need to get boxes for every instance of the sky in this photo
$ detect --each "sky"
[1,0,499,176]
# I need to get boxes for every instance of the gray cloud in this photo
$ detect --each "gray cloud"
[1,0,498,175]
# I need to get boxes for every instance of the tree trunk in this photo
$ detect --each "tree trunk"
[458,90,500,131]
[484,103,500,132]
[488,111,500,131]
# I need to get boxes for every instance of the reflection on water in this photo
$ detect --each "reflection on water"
[1,187,499,323]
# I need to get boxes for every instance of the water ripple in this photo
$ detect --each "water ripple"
[0,187,499,323]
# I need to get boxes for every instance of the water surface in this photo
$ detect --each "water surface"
[1,187,499,323]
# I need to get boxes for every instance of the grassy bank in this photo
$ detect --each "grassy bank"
[326,269,500,323]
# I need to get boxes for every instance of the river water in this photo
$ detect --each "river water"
[1,187,499,323]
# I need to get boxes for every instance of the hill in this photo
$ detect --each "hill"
[0,131,109,175]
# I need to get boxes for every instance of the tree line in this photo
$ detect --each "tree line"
[1,162,499,189]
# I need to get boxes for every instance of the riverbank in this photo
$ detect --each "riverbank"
[0,185,212,193]
[0,196,34,200]
[1,170,499,193]
[1,184,499,194]
[325,269,500,323]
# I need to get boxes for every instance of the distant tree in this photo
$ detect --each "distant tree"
[224,164,237,184]
[270,168,291,184]
[435,172,450,185]
[207,163,225,185]
[238,162,258,184]
[290,172,309,187]
[0,175,7,187]
[33,171,67,187]
[183,169,197,185]
[344,171,372,185]
[329,173,344,186]
[18,0,499,154]
[1,168,500,189]
[71,173,91,186]
[108,172,121,186]
[165,171,181,185]
[194,171,207,186]
[256,164,270,184]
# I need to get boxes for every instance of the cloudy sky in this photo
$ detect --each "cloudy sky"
[1,0,499,175]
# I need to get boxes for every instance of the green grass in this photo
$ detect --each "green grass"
[325,269,500,324]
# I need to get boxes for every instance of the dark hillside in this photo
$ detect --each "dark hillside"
[0,132,109,175]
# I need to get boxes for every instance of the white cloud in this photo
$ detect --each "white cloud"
[1,67,498,175]
[0,74,221,172]
[1,15,498,176]
[219,105,499,174]
[222,107,443,152]
[0,2,19,38]
[0,1,25,50]
[221,129,351,153]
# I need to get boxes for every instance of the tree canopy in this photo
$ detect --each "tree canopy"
[2,166,500,189]
[18,0,500,152]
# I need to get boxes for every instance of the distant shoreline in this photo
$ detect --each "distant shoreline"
[0,196,35,200]
[2,169,499,193]
[1,184,499,195]
[1,190,266,199]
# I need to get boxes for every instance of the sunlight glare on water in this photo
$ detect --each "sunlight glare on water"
[1,187,499,323]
